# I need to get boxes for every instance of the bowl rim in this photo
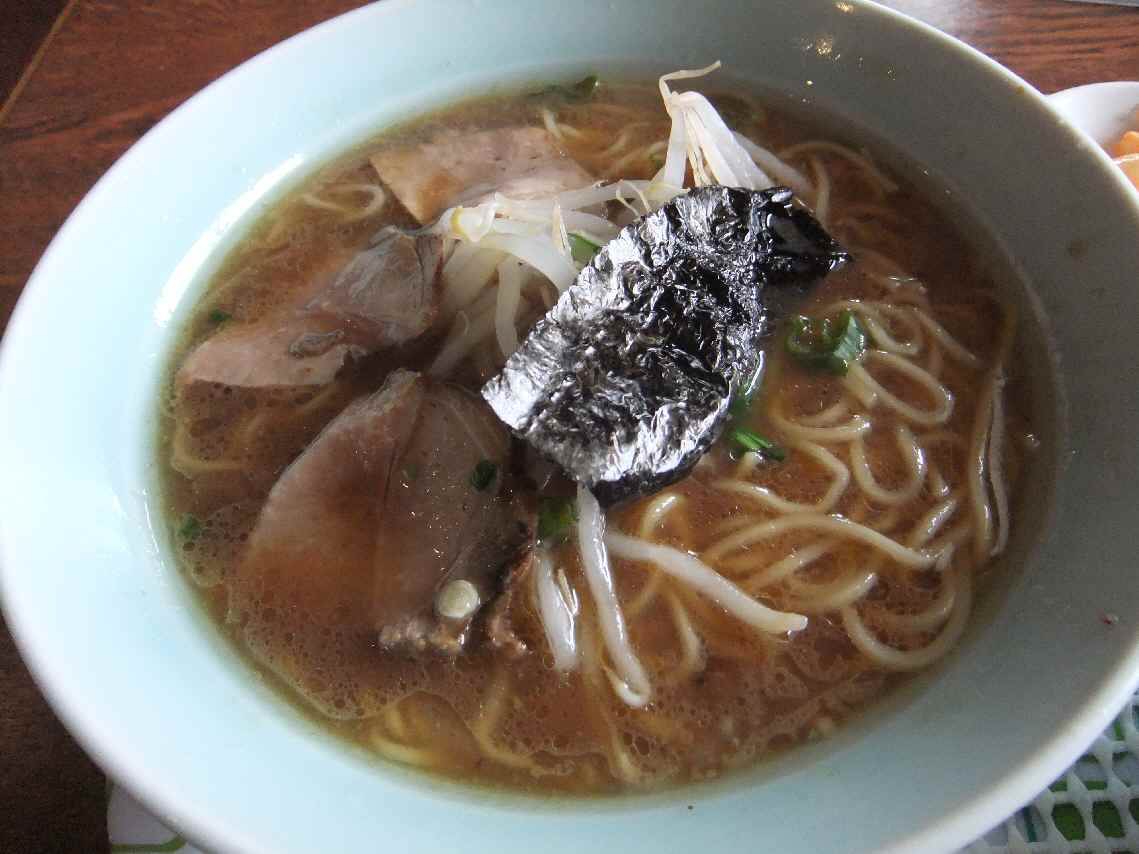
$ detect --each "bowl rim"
[3,1,1139,852]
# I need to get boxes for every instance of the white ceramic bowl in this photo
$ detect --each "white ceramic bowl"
[3,2,1139,852]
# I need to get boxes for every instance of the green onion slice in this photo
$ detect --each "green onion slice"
[470,459,498,491]
[533,74,600,101]
[728,427,787,461]
[728,362,765,417]
[177,513,202,541]
[568,233,602,264]
[786,309,867,375]
[537,496,577,543]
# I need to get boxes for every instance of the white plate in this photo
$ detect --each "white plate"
[1049,81,1139,149]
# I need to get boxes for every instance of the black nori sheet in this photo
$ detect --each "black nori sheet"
[482,186,849,505]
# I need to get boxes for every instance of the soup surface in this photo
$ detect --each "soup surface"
[161,74,1030,793]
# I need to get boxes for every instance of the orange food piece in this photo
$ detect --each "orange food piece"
[1111,130,1139,158]
[1119,158,1139,191]
[1111,114,1139,189]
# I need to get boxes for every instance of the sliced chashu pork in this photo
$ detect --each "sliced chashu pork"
[181,127,589,391]
[232,369,534,661]
[178,229,443,390]
[371,126,593,225]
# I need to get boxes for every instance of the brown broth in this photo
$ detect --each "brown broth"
[159,80,1029,795]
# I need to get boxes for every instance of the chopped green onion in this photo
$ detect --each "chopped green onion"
[470,459,497,491]
[567,74,599,100]
[729,427,787,461]
[177,513,202,541]
[728,363,765,417]
[537,496,577,543]
[533,74,600,101]
[568,232,601,264]
[207,308,231,325]
[403,462,420,482]
[786,309,867,375]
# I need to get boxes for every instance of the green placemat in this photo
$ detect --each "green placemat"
[966,690,1139,853]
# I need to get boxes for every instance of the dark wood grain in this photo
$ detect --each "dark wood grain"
[0,1,1135,851]
[0,0,70,104]
[0,616,109,854]
[888,0,1139,93]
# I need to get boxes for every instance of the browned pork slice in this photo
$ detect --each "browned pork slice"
[233,369,535,663]
[231,371,424,642]
[370,126,593,225]
[178,230,443,390]
[303,228,443,347]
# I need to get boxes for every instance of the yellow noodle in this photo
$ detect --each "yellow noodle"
[925,340,944,377]
[866,506,902,534]
[541,107,568,142]
[927,462,951,498]
[841,566,971,671]
[594,125,642,159]
[626,493,687,618]
[633,707,695,746]
[786,569,879,614]
[714,441,850,514]
[743,540,835,590]
[608,140,668,175]
[925,522,975,568]
[707,514,761,540]
[637,492,685,539]
[846,350,954,426]
[471,668,542,771]
[987,377,1010,556]
[794,397,850,427]
[665,590,705,678]
[869,576,957,633]
[170,420,243,475]
[579,624,643,784]
[301,182,386,221]
[768,396,871,442]
[849,425,927,506]
[778,140,899,196]
[905,491,963,549]
[842,362,879,409]
[369,734,439,768]
[909,307,982,368]
[966,301,1016,561]
[382,700,409,740]
[625,572,666,620]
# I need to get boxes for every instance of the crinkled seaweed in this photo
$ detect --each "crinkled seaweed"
[482,186,849,505]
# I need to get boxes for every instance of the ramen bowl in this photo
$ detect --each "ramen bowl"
[2,1,1138,852]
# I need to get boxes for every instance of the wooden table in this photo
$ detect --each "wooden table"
[0,1,1136,851]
